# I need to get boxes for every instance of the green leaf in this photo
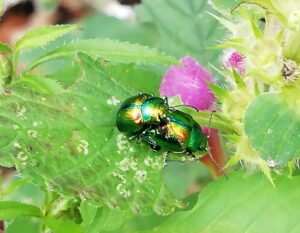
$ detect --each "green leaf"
[0,43,12,53]
[107,63,164,96]
[80,14,158,45]
[137,0,226,68]
[6,218,42,233]
[250,15,263,39]
[44,217,84,233]
[162,161,210,199]
[79,201,98,227]
[0,53,183,216]
[152,171,300,233]
[26,39,179,71]
[18,13,159,74]
[17,75,64,94]
[46,63,82,88]
[87,207,133,233]
[193,111,236,134]
[83,208,104,233]
[2,178,29,196]
[4,173,45,207]
[231,67,246,88]
[0,201,42,220]
[207,83,229,100]
[81,206,132,233]
[15,24,80,53]
[284,31,300,63]
[111,212,169,233]
[244,92,300,164]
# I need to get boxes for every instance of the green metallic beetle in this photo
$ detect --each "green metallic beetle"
[141,110,208,159]
[116,93,169,136]
[116,94,227,177]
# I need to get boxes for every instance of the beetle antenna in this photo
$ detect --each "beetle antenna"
[207,111,228,179]
[163,96,169,106]
[207,111,214,138]
[170,104,199,112]
[207,148,228,179]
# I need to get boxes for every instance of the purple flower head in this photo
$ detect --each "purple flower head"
[222,49,246,75]
[160,56,215,111]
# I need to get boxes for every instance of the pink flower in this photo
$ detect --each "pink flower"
[159,56,215,111]
[222,49,246,75]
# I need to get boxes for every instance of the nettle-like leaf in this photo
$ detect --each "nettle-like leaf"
[151,171,300,233]
[17,75,64,95]
[244,92,300,164]
[0,53,183,216]
[26,39,179,71]
[107,64,163,96]
[15,25,80,53]
[137,0,226,67]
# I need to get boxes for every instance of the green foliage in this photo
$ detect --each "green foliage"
[5,218,41,233]
[151,171,300,233]
[80,201,100,233]
[162,161,210,199]
[89,208,131,232]
[2,0,300,232]
[0,43,12,53]
[2,178,29,197]
[284,31,300,63]
[1,173,45,203]
[107,64,163,96]
[137,0,226,68]
[26,39,179,71]
[1,173,85,232]
[244,93,300,164]
[80,201,98,226]
[15,25,80,54]
[18,13,159,73]
[0,201,42,220]
[80,14,157,45]
[44,217,84,233]
[0,53,182,216]
[17,75,64,94]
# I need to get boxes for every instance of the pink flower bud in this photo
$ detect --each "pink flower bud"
[222,49,246,75]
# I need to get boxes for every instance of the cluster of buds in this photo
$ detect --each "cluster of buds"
[160,1,300,182]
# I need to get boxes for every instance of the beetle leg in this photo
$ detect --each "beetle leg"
[161,128,170,139]
[135,135,142,144]
[128,135,137,140]
[163,151,170,166]
[158,113,169,125]
[151,145,160,151]
[191,153,197,161]
[163,96,169,106]
[142,133,161,151]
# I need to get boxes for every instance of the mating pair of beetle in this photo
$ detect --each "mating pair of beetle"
[116,93,210,162]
